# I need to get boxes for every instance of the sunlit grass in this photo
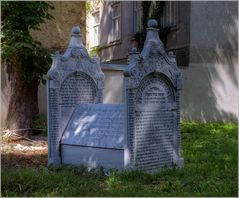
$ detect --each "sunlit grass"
[1,122,238,197]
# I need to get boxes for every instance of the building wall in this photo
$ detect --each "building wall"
[2,1,237,127]
[92,1,238,122]
[31,1,86,52]
[1,1,86,128]
[86,1,135,63]
[165,1,191,66]
[103,69,123,104]
[181,1,238,121]
[41,1,239,122]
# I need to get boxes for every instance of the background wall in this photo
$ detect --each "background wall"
[181,1,238,121]
[100,1,238,122]
[1,1,238,129]
[31,1,86,52]
[86,1,135,64]
[103,70,123,104]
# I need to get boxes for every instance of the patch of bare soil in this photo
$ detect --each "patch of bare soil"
[1,132,48,169]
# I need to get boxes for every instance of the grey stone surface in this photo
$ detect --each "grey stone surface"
[61,145,124,170]
[47,20,184,172]
[61,104,124,149]
[61,104,124,169]
[47,26,105,164]
[124,19,184,172]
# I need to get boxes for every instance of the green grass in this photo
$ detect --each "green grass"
[2,122,238,196]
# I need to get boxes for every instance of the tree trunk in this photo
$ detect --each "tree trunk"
[5,63,39,136]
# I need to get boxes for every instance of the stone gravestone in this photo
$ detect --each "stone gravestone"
[47,20,183,172]
[123,19,184,172]
[47,26,105,164]
[61,104,124,169]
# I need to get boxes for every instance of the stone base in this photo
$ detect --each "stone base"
[176,157,184,168]
[61,144,124,170]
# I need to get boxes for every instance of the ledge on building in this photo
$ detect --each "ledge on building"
[100,63,126,71]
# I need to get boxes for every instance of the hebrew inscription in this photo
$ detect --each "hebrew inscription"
[134,110,174,170]
[136,74,174,104]
[48,88,59,159]
[60,71,97,108]
[61,104,124,149]
[124,19,184,172]
[132,74,175,171]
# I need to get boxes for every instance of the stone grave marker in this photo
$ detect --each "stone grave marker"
[47,20,183,172]
[123,19,184,172]
[61,104,124,169]
[47,26,105,164]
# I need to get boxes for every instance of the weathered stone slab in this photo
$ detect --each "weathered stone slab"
[47,26,105,164]
[61,145,124,170]
[123,19,184,172]
[59,72,97,108]
[61,104,124,149]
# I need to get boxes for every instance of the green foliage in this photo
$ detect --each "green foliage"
[31,114,47,136]
[89,45,108,57]
[31,114,47,129]
[85,0,102,15]
[2,122,238,196]
[85,0,91,15]
[1,1,54,84]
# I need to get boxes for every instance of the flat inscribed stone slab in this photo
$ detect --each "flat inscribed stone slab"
[61,104,124,150]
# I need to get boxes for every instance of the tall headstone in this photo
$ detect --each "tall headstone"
[46,26,105,164]
[124,19,184,172]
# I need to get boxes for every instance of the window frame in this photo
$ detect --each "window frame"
[133,1,142,34]
[160,1,178,29]
[110,2,121,43]
[92,11,100,47]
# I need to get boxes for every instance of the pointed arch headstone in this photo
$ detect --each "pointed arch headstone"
[47,26,105,164]
[124,19,184,172]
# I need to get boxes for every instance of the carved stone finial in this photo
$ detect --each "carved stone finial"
[71,26,81,35]
[65,26,83,50]
[129,48,139,54]
[168,51,175,56]
[147,19,158,28]
[54,51,60,56]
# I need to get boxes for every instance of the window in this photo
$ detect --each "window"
[92,11,100,47]
[160,1,190,67]
[160,1,178,28]
[133,1,142,33]
[111,2,121,42]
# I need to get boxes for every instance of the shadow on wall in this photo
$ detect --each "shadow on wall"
[1,64,10,128]
[181,1,238,122]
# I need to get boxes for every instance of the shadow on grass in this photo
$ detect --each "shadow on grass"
[1,153,48,170]
[1,122,238,197]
